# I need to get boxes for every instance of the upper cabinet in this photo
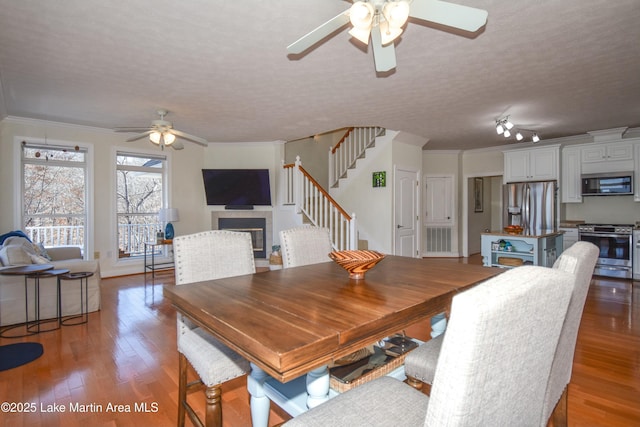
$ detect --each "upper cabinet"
[560,136,640,203]
[635,143,640,202]
[503,145,560,183]
[581,141,634,174]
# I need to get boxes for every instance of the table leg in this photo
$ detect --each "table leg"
[306,365,330,409]
[430,312,447,338]
[248,363,270,427]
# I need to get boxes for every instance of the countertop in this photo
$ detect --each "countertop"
[482,230,564,238]
[559,220,585,228]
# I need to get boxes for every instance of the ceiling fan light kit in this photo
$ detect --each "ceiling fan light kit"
[287,0,488,73]
[114,109,208,151]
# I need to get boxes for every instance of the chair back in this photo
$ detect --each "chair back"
[280,226,333,268]
[173,230,256,285]
[425,266,574,427]
[543,241,599,421]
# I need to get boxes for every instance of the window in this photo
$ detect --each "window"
[116,152,166,258]
[21,142,88,254]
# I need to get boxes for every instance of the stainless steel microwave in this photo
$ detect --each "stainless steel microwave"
[581,172,634,196]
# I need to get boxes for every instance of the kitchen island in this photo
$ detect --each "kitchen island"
[481,230,564,268]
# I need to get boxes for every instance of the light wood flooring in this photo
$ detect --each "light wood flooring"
[0,259,638,427]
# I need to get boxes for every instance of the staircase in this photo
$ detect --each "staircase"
[329,127,385,188]
[282,126,384,251]
[282,157,357,251]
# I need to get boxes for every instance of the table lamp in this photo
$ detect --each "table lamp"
[159,208,179,240]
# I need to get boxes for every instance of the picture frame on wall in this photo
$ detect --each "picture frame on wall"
[474,177,483,212]
[372,171,386,188]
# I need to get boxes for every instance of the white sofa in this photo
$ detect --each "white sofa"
[0,237,100,326]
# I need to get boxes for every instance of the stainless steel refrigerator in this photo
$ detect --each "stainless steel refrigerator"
[503,181,557,233]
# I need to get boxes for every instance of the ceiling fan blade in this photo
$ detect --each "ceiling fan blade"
[409,0,488,32]
[287,10,351,54]
[125,130,153,142]
[371,26,397,72]
[114,127,153,133]
[171,141,185,150]
[169,129,209,147]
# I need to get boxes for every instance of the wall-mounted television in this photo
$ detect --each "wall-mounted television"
[202,169,271,208]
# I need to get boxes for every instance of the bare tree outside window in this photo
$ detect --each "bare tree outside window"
[22,143,87,251]
[116,153,165,257]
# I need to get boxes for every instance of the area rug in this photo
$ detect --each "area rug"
[0,342,44,371]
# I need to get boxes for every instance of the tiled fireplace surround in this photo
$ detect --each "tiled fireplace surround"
[211,210,273,264]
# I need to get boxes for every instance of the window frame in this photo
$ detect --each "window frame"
[15,137,94,259]
[113,147,172,263]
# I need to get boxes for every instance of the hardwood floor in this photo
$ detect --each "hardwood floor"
[1,262,638,426]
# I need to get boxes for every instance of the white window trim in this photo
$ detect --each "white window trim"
[14,136,95,259]
[111,145,173,266]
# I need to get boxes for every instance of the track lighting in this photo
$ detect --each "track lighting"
[494,117,541,143]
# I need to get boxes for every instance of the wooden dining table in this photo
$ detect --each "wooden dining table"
[163,255,501,427]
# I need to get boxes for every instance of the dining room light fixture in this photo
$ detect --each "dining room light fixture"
[348,0,410,46]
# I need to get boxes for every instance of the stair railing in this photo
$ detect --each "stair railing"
[282,156,357,251]
[329,126,385,188]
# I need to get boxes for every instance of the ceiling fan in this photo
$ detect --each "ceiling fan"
[114,109,208,150]
[287,0,488,72]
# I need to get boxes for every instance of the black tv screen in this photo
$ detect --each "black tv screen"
[202,169,271,207]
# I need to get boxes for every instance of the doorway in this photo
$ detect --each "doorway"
[466,175,503,256]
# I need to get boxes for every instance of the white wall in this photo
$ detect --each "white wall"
[0,117,265,277]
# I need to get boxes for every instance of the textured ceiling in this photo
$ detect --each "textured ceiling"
[0,0,638,150]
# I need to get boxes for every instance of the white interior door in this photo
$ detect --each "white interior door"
[394,168,419,257]
[424,175,456,256]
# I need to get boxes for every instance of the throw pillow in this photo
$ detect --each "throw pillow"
[30,253,51,264]
[0,246,33,266]
[34,242,52,260]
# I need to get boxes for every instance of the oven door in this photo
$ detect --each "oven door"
[579,232,632,278]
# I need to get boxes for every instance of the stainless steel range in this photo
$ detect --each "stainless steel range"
[578,224,634,279]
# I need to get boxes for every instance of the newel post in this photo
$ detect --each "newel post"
[293,156,303,214]
[328,146,334,189]
[349,213,357,250]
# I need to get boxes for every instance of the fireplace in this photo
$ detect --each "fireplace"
[211,210,272,260]
[218,218,266,258]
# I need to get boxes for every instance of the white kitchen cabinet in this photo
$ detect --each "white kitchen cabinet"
[561,146,582,203]
[481,232,563,268]
[559,227,579,251]
[581,141,634,174]
[635,142,640,202]
[503,145,560,183]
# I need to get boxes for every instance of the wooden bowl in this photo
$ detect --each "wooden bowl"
[328,250,385,280]
[503,225,523,235]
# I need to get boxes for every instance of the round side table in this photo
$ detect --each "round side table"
[59,272,94,326]
[0,264,54,338]
[25,268,70,334]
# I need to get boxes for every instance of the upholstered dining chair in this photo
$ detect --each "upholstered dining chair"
[404,241,598,427]
[280,226,333,268]
[173,230,255,427]
[283,265,575,427]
